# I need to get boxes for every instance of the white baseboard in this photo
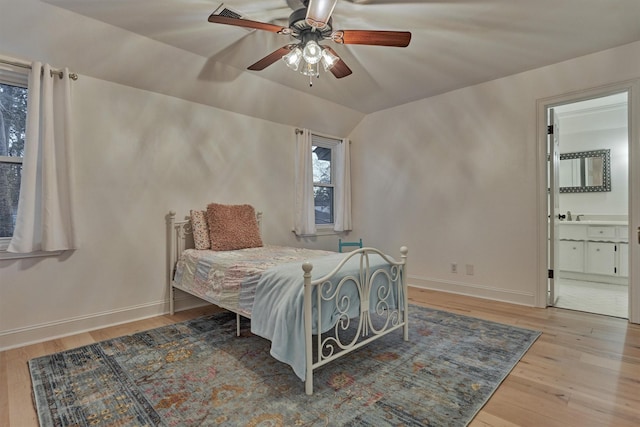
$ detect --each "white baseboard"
[0,294,207,352]
[409,275,536,307]
[1,278,534,352]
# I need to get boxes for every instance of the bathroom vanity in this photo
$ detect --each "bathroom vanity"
[558,221,628,284]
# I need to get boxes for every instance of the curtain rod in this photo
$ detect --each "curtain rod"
[295,127,350,143]
[0,58,78,81]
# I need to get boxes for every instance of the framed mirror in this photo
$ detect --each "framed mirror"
[559,149,611,193]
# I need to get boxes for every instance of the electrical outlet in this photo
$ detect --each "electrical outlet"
[451,263,458,273]
[466,264,474,275]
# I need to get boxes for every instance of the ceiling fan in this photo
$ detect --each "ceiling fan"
[208,0,411,85]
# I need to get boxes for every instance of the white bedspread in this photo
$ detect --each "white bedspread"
[251,252,397,381]
[173,246,335,317]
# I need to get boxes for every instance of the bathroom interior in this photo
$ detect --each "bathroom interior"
[553,92,629,318]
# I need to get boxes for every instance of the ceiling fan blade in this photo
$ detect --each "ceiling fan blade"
[332,30,411,47]
[324,47,353,79]
[208,14,289,34]
[248,46,294,71]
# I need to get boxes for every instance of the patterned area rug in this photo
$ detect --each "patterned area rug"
[29,305,540,426]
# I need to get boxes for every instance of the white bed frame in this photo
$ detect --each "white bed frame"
[167,211,409,395]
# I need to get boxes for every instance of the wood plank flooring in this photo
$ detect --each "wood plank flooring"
[1,289,638,426]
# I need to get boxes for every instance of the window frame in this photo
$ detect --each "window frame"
[311,132,340,229]
[0,66,28,253]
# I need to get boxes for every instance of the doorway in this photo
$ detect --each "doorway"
[545,90,631,318]
[536,79,640,323]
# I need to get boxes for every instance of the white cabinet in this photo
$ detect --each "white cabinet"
[558,222,628,282]
[559,240,584,272]
[586,242,616,275]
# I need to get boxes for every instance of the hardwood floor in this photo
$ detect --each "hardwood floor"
[1,288,639,426]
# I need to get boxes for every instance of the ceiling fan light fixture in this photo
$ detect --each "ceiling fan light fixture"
[300,61,318,77]
[305,0,337,29]
[302,40,322,64]
[320,48,339,71]
[283,47,303,71]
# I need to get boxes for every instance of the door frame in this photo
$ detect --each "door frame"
[536,79,640,323]
[548,107,561,307]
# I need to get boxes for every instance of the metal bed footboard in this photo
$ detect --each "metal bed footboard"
[302,246,409,395]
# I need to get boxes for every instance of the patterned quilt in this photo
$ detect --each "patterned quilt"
[173,245,336,317]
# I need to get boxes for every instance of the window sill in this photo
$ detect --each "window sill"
[315,226,339,236]
[292,226,342,237]
[0,249,64,260]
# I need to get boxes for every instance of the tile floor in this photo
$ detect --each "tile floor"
[555,278,629,318]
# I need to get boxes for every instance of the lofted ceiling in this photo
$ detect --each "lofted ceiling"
[41,0,640,115]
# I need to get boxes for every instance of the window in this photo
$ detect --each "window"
[312,133,339,226]
[0,69,28,250]
[294,128,350,236]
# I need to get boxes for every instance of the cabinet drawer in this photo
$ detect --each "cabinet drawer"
[587,226,616,239]
[559,225,587,240]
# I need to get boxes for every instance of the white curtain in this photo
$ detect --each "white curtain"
[8,62,76,253]
[293,129,316,236]
[334,138,352,232]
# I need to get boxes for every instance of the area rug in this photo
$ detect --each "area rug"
[29,305,540,427]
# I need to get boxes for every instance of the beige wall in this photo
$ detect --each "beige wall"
[2,0,640,349]
[348,41,640,306]
[0,75,342,349]
[0,0,354,349]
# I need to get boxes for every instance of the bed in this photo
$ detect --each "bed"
[167,206,408,395]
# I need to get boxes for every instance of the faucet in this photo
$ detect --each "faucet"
[566,211,572,221]
[576,214,584,221]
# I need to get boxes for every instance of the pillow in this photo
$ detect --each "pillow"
[206,203,263,251]
[190,209,210,250]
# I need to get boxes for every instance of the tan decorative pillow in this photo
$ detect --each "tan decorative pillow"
[190,209,210,250]
[206,203,263,251]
